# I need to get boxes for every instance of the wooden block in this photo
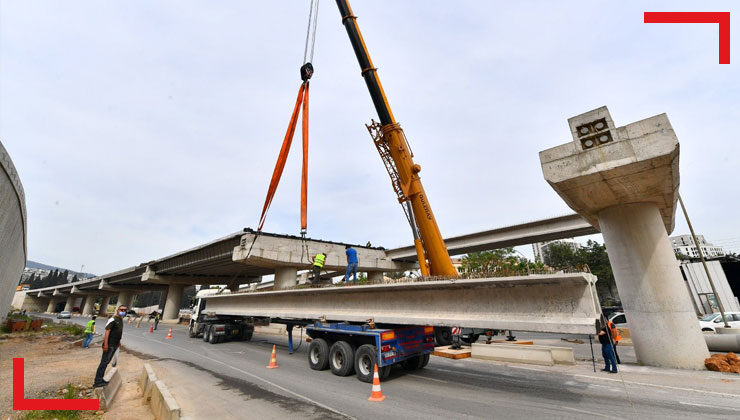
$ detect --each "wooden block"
[433,346,471,359]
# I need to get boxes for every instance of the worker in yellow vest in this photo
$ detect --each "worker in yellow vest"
[311,253,326,285]
[83,315,96,348]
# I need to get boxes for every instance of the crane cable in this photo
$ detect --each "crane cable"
[254,0,320,260]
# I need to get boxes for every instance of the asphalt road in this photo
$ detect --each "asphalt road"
[37,314,740,419]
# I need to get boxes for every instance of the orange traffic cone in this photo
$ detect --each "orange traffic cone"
[166,327,173,339]
[368,364,386,402]
[266,344,279,369]
[148,324,154,333]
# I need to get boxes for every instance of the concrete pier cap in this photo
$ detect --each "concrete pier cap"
[540,106,709,369]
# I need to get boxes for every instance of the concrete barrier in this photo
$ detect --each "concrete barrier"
[705,334,740,352]
[472,343,555,366]
[150,379,181,420]
[526,344,576,365]
[93,367,121,411]
[139,363,158,402]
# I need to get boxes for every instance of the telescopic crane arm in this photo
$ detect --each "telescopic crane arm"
[335,0,457,277]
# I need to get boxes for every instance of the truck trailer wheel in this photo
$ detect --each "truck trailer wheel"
[329,341,355,376]
[354,344,379,383]
[209,329,218,344]
[461,333,480,344]
[241,329,253,341]
[434,327,452,346]
[202,325,211,342]
[308,338,330,371]
[420,353,430,368]
[401,355,424,371]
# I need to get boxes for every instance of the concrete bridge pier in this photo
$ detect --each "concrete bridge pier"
[274,267,298,290]
[117,291,134,309]
[46,298,57,313]
[541,106,709,369]
[81,296,96,316]
[63,295,75,312]
[99,296,111,315]
[162,284,185,321]
[368,272,384,283]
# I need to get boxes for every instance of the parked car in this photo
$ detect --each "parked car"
[698,312,740,332]
[57,311,71,319]
[609,312,627,327]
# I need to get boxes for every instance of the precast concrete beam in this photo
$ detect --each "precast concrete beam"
[162,284,185,321]
[52,289,68,297]
[541,106,710,369]
[202,273,601,334]
[142,266,240,286]
[233,233,413,272]
[71,285,101,296]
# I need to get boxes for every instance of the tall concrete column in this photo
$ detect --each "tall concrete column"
[63,295,75,312]
[541,106,710,369]
[599,203,709,368]
[82,296,95,316]
[163,284,185,321]
[46,298,57,313]
[99,296,111,315]
[117,292,133,309]
[274,267,298,290]
[368,272,384,283]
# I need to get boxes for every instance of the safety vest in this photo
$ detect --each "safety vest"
[85,319,95,333]
[608,320,621,342]
[313,254,325,268]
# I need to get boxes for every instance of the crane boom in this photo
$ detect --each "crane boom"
[335,0,457,277]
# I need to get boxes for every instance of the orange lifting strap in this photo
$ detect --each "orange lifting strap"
[257,81,311,232]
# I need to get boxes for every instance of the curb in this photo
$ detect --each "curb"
[140,364,180,420]
[93,367,121,411]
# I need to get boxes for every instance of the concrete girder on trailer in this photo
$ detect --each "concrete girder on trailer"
[202,273,601,334]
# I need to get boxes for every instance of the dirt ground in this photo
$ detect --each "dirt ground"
[0,332,154,420]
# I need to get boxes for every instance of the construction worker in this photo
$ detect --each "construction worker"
[598,318,618,373]
[154,311,160,330]
[607,317,622,364]
[83,315,96,348]
[311,253,326,285]
[94,305,126,387]
[345,245,358,285]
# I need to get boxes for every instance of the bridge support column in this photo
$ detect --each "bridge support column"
[368,272,384,284]
[117,292,133,309]
[541,106,709,369]
[599,203,709,368]
[82,297,95,316]
[163,284,185,321]
[46,298,57,313]
[99,296,111,315]
[63,296,75,312]
[274,267,298,290]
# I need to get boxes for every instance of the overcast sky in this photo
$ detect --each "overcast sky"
[1,1,738,275]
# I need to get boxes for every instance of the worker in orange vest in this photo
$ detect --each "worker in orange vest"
[607,318,621,364]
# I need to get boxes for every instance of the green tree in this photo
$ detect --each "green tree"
[459,248,543,276]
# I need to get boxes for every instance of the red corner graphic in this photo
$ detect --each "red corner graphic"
[12,358,99,411]
[644,12,731,64]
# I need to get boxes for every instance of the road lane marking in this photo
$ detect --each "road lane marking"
[136,335,352,419]
[568,373,740,398]
[406,374,449,384]
[679,401,740,412]
[561,405,625,419]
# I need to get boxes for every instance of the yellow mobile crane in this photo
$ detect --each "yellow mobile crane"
[335,0,457,277]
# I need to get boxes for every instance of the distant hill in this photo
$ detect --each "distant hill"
[26,260,96,279]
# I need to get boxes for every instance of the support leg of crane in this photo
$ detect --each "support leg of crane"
[287,324,294,354]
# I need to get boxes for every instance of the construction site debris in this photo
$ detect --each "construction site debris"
[704,352,740,374]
